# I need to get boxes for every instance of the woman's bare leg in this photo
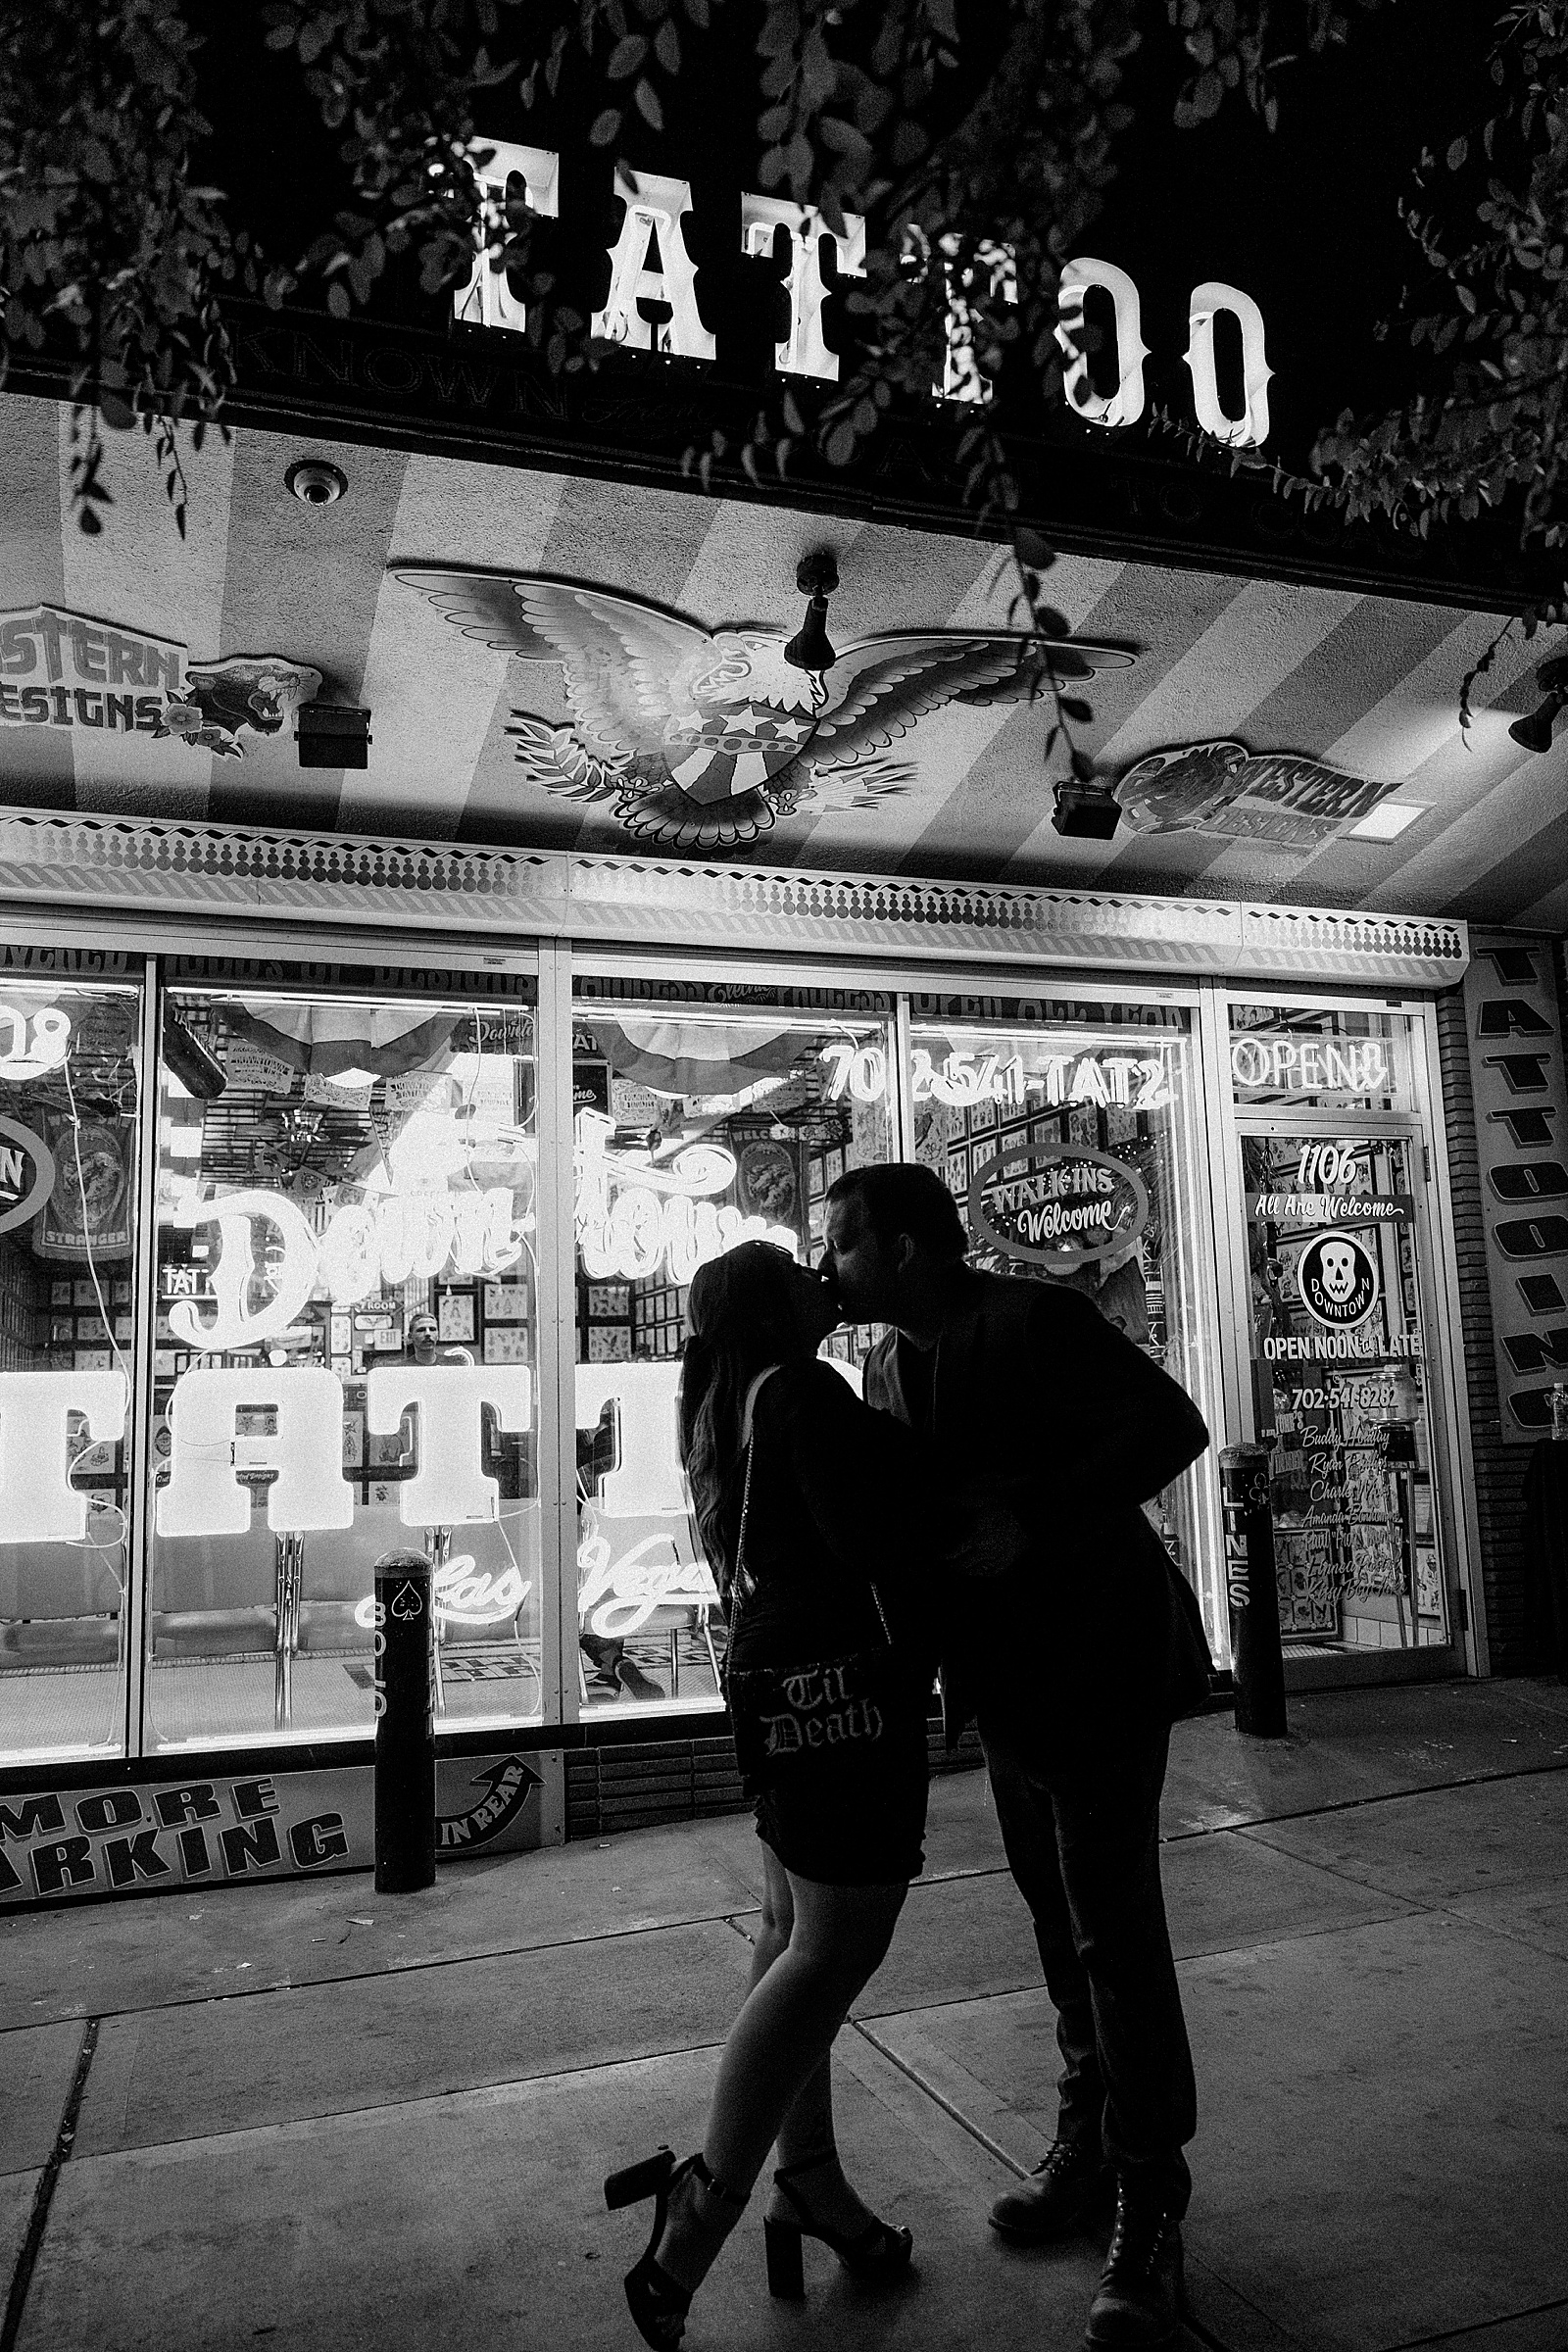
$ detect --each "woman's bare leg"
[739,1851,863,2230]
[654,1858,906,2291]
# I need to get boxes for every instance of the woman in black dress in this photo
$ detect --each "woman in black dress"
[604,1241,945,2348]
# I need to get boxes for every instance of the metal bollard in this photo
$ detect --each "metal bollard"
[1219,1444,1288,1740]
[373,1547,436,1891]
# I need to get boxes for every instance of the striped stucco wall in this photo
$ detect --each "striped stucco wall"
[5,394,1568,923]
[1436,987,1535,1671]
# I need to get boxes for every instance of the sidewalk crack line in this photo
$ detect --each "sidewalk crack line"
[1,2014,99,2352]
[1379,2292,1568,2350]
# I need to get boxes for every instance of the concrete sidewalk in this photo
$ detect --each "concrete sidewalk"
[3,1678,1566,2352]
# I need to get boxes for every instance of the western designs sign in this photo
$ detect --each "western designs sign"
[0,608,320,760]
[0,1752,547,1908]
[967,1142,1149,1271]
[1116,742,1425,851]
[452,142,1274,444]
[1461,932,1568,1441]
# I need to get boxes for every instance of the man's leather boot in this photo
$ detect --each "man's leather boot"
[1083,2180,1184,2348]
[988,2138,1114,2243]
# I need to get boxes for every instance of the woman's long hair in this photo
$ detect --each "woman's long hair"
[679,1241,815,1594]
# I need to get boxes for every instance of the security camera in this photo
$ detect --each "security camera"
[285,460,348,506]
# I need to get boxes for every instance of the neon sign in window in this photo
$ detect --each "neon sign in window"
[574,1111,797,1284]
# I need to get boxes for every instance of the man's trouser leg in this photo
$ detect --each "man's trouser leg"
[982,1725,1103,2152]
[983,1721,1196,2213]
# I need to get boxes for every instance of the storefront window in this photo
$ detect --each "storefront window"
[906,993,1223,1656]
[570,979,897,1716]
[0,971,144,1765]
[147,976,541,1750]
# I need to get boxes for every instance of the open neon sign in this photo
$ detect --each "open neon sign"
[1230,1036,1390,1096]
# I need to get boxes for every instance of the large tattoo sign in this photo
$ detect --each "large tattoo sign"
[453,144,1273,443]
[967,1142,1149,1271]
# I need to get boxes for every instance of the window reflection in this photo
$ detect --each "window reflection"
[0,976,142,1764]
[908,995,1223,1661]
[148,985,541,1750]
[570,986,897,1715]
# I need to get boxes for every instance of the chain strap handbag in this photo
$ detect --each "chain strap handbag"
[720,1368,916,1787]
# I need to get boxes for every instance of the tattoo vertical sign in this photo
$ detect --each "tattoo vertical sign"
[1461,932,1568,1440]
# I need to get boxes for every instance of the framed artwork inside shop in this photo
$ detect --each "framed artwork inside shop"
[569,975,899,1717]
[144,966,544,1752]
[0,970,145,1766]
[1228,1000,1459,1667]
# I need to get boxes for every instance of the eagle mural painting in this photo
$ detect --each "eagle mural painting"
[396,569,1139,853]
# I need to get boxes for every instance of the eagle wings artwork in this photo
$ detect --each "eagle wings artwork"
[395,569,1138,853]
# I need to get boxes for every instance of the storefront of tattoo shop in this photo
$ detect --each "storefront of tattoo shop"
[0,805,1492,1909]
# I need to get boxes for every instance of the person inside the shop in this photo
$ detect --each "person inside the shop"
[604,1239,946,2348]
[819,1162,1212,2352]
[396,1306,472,1367]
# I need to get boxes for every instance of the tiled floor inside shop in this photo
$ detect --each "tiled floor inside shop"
[2,1677,1566,2352]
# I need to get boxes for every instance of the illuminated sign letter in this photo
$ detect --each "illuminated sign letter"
[158,1368,354,1537]
[365,1366,532,1526]
[1055,257,1150,428]
[575,1362,686,1518]
[452,141,560,335]
[740,194,865,381]
[168,1189,318,1350]
[1185,280,1272,449]
[934,235,1016,405]
[0,1369,127,1544]
[592,168,716,359]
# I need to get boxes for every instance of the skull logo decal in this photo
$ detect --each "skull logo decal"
[1298,1230,1379,1328]
[1320,1240,1357,1302]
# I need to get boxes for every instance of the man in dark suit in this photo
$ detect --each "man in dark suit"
[820,1162,1211,2352]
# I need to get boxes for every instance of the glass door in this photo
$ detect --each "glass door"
[1240,1124,1453,1659]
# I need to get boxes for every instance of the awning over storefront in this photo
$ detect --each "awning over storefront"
[0,396,1557,929]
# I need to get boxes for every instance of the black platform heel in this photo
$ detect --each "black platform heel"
[604,2146,747,2349]
[765,2147,913,2300]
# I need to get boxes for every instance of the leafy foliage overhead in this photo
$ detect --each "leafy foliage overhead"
[11,0,1543,760]
[1310,3,1568,630]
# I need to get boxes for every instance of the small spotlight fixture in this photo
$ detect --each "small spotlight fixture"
[286,459,348,506]
[1508,655,1568,755]
[297,705,371,770]
[1051,777,1122,839]
[783,551,839,675]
